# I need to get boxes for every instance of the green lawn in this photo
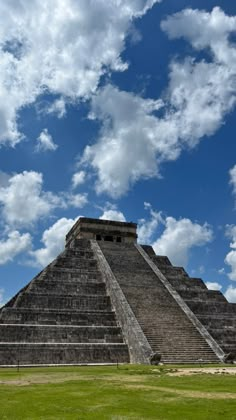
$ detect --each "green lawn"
[0,365,236,419]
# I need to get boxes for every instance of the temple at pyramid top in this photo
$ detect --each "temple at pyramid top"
[65,217,137,247]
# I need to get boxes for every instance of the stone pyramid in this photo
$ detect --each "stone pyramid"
[0,217,235,366]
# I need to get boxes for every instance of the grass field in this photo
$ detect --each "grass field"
[0,364,236,419]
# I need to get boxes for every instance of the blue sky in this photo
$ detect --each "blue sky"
[0,0,236,305]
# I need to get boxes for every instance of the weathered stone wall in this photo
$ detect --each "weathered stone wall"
[66,218,137,247]
[91,240,153,364]
[0,239,129,366]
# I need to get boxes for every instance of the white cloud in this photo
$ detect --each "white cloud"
[161,7,236,61]
[82,84,170,197]
[152,217,213,266]
[31,217,78,267]
[0,171,63,227]
[225,225,236,281]
[0,170,87,228]
[36,129,58,152]
[0,230,32,265]
[72,171,86,189]
[0,0,158,146]
[100,209,126,222]
[137,203,163,243]
[225,285,236,303]
[67,193,88,208]
[47,98,66,119]
[83,7,236,197]
[161,7,236,145]
[205,282,222,291]
[229,164,236,197]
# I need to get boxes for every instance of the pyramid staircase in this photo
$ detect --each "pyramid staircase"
[147,251,236,358]
[0,239,129,366]
[98,241,222,364]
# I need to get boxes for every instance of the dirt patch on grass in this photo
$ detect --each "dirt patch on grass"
[165,367,236,376]
[0,373,144,386]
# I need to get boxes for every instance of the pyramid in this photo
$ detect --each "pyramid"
[0,217,235,366]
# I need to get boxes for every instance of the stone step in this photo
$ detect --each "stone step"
[43,272,103,282]
[220,343,236,353]
[179,290,227,303]
[0,343,130,365]
[53,259,98,270]
[0,325,123,343]
[161,356,218,363]
[198,315,236,329]
[143,334,214,343]
[143,333,216,344]
[151,255,172,267]
[140,245,156,258]
[15,293,112,311]
[186,301,236,314]
[158,266,189,279]
[208,327,236,338]
[47,267,100,275]
[0,308,117,325]
[166,277,207,291]
[111,273,163,288]
[64,250,95,258]
[146,339,216,348]
[29,280,106,296]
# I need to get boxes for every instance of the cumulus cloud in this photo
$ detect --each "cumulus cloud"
[225,285,236,303]
[31,217,77,267]
[137,202,163,243]
[67,193,88,208]
[36,129,58,152]
[161,7,236,145]
[205,282,222,291]
[0,171,62,227]
[225,225,236,281]
[0,230,32,265]
[83,7,236,197]
[0,0,158,146]
[72,171,86,189]
[100,209,126,222]
[161,7,236,59]
[0,170,87,228]
[153,217,213,266]
[82,84,168,197]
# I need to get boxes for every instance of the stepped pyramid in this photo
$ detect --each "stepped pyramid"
[0,217,235,365]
